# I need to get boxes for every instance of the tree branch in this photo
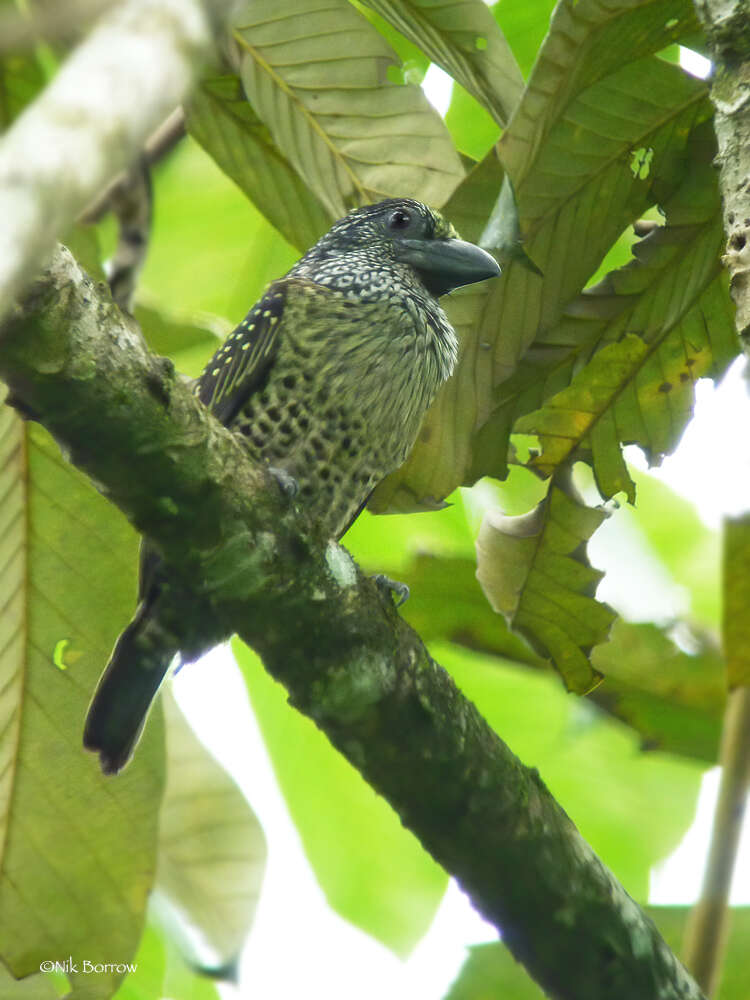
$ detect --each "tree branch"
[0,245,707,1000]
[692,0,750,340]
[0,0,235,317]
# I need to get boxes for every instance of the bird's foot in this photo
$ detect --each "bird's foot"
[268,466,299,499]
[373,574,410,608]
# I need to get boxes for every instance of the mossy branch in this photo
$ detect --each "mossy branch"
[0,245,706,1000]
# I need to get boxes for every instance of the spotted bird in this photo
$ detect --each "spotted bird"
[84,198,500,774]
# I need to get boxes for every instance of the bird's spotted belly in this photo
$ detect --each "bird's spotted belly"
[230,365,383,538]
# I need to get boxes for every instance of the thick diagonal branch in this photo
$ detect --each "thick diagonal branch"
[0,246,705,1000]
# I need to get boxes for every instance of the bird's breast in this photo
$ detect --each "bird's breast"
[231,290,455,538]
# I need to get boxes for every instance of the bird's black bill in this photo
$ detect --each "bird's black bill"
[395,238,500,297]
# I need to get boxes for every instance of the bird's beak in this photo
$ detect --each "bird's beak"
[395,238,501,297]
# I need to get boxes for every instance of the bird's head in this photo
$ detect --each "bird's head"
[296,198,500,299]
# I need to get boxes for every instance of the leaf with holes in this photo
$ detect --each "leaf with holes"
[187,74,333,253]
[501,126,736,497]
[232,0,464,220]
[476,484,615,693]
[0,410,163,997]
[360,0,524,126]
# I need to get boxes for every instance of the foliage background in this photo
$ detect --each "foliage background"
[0,0,748,997]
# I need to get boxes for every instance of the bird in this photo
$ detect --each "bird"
[83,197,500,774]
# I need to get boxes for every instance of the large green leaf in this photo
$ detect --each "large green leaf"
[511,133,736,500]
[490,0,557,80]
[359,0,524,126]
[0,410,164,998]
[233,639,447,957]
[155,690,266,970]
[232,0,464,219]
[382,551,724,762]
[475,483,615,692]
[445,907,750,1000]
[500,0,700,187]
[187,75,333,254]
[374,33,714,509]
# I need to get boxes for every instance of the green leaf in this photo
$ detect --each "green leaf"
[359,0,524,126]
[591,619,724,762]
[233,0,464,219]
[187,75,333,253]
[517,335,650,503]
[444,81,500,161]
[112,923,166,1000]
[445,907,750,1000]
[478,122,734,482]
[373,22,716,509]
[475,483,615,692]
[723,514,750,687]
[490,0,556,80]
[0,411,164,997]
[233,639,447,956]
[0,961,61,1000]
[399,554,724,761]
[495,56,712,385]
[155,689,266,968]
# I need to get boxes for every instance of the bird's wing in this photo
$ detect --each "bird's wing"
[196,279,288,425]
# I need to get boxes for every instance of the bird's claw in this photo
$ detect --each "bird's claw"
[268,466,299,499]
[373,574,410,608]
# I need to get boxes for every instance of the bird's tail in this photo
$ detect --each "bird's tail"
[83,603,176,774]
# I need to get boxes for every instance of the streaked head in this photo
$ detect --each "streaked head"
[298,198,500,298]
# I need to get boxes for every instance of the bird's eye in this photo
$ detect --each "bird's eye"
[388,208,412,231]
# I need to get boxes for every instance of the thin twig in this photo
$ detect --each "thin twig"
[682,689,750,994]
[80,108,186,225]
